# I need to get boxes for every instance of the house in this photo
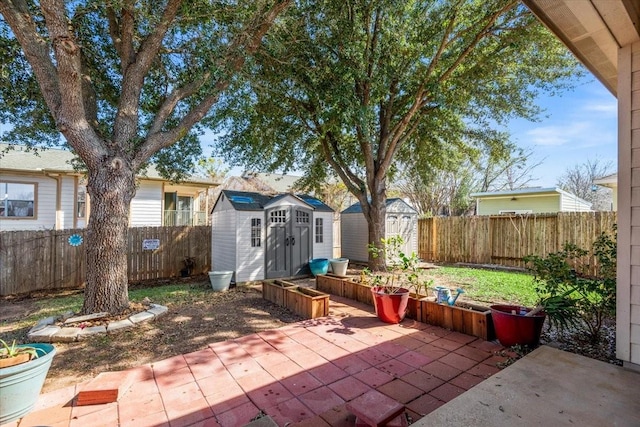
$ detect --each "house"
[593,173,618,211]
[0,145,217,231]
[522,0,637,370]
[210,190,334,282]
[340,199,418,263]
[470,187,592,216]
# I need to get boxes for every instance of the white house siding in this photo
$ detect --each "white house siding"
[559,193,592,212]
[0,173,58,230]
[59,176,77,229]
[235,211,265,282]
[476,195,560,215]
[313,211,334,260]
[129,180,162,227]
[619,42,640,367]
[211,197,238,280]
[341,213,370,262]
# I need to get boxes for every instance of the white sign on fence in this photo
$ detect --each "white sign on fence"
[142,239,160,250]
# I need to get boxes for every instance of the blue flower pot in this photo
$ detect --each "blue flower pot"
[309,258,329,276]
[0,343,56,424]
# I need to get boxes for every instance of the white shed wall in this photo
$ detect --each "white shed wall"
[211,206,237,279]
[313,211,334,259]
[129,180,162,227]
[235,211,265,282]
[340,213,370,262]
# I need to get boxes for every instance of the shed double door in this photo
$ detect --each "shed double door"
[266,206,312,279]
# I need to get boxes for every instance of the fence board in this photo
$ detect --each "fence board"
[418,212,617,272]
[0,226,212,296]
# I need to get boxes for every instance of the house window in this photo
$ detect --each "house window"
[0,181,36,218]
[77,188,86,218]
[251,218,261,247]
[315,218,323,243]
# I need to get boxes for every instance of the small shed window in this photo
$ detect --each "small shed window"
[296,210,310,223]
[251,218,261,247]
[270,210,286,223]
[315,218,323,243]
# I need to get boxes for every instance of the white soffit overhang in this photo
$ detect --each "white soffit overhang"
[522,0,640,97]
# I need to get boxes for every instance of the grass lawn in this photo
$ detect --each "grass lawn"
[422,265,538,307]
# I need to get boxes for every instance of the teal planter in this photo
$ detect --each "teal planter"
[0,343,56,424]
[309,258,329,276]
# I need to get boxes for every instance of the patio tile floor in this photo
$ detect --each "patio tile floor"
[6,295,507,427]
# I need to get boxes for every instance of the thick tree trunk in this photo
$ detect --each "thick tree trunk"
[81,158,136,314]
[365,192,387,272]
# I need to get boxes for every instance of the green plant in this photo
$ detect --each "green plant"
[524,226,617,342]
[368,236,434,295]
[0,339,42,361]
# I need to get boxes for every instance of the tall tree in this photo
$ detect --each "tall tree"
[216,0,580,269]
[0,0,290,314]
[556,158,614,211]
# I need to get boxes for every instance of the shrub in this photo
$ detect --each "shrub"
[524,226,617,342]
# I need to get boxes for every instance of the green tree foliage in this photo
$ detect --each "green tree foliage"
[214,0,582,269]
[0,0,290,314]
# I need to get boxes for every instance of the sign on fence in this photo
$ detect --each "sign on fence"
[142,239,160,250]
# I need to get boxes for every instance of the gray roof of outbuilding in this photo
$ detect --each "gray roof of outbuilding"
[219,190,334,212]
[341,198,417,214]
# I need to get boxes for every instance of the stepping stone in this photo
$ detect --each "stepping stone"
[75,371,135,406]
[347,389,405,427]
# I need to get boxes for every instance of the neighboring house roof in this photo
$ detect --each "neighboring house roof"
[470,187,589,203]
[0,144,218,186]
[240,171,303,193]
[341,198,418,214]
[217,190,334,212]
[593,173,618,187]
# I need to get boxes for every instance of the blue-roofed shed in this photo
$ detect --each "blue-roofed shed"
[211,190,334,282]
[340,198,418,263]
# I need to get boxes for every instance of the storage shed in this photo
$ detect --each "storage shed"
[340,198,418,263]
[211,190,334,282]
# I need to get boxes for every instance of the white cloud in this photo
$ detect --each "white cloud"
[527,122,592,146]
[582,101,617,115]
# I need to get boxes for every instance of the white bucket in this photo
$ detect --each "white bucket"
[330,258,349,276]
[208,271,233,292]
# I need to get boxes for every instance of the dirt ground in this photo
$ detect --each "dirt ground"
[0,282,304,393]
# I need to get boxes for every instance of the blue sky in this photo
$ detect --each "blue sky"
[506,75,617,187]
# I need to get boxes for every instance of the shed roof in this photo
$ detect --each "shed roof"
[341,198,417,214]
[217,190,333,212]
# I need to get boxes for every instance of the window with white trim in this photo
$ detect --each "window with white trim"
[251,218,261,247]
[0,181,36,218]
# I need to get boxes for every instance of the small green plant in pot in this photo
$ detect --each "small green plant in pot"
[367,236,433,323]
[0,339,43,369]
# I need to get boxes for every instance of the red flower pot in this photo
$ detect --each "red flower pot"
[371,287,410,324]
[490,305,546,347]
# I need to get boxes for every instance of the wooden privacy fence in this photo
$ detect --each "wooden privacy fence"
[418,212,617,270]
[0,226,211,296]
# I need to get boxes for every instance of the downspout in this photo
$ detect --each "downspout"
[43,172,63,230]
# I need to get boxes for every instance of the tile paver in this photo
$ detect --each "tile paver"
[16,294,506,427]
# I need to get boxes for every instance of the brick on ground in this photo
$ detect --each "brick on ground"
[346,389,405,427]
[75,371,136,406]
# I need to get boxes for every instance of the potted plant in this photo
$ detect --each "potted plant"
[367,236,423,324]
[0,339,57,424]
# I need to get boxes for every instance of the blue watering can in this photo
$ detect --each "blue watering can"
[433,287,465,305]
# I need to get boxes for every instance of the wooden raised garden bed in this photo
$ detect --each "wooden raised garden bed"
[316,274,344,296]
[419,299,495,340]
[262,280,330,319]
[262,280,297,307]
[285,287,330,319]
[343,279,373,306]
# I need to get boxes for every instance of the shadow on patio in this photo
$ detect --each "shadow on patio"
[9,295,638,427]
